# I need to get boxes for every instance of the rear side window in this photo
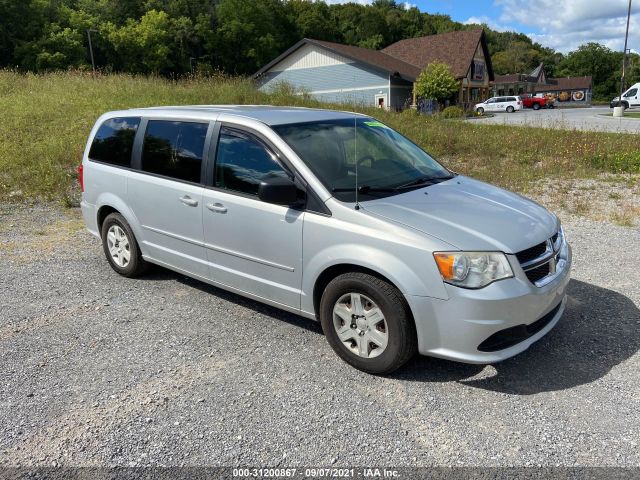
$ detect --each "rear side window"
[141,120,208,183]
[215,128,290,196]
[508,97,517,102]
[89,117,140,167]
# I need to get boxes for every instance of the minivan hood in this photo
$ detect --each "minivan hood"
[362,176,558,253]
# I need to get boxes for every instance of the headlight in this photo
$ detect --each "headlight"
[433,251,513,289]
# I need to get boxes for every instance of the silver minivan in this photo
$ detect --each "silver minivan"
[80,106,571,374]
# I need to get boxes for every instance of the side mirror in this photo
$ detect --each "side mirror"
[258,176,301,206]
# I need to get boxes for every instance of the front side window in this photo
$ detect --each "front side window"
[215,128,290,196]
[141,120,208,183]
[274,118,452,202]
[486,98,496,104]
[89,117,140,167]
[624,88,637,97]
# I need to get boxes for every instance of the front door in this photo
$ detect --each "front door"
[623,88,639,107]
[485,98,497,111]
[375,93,388,110]
[202,125,304,309]
[127,119,210,278]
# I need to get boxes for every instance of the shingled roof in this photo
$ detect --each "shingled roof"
[382,29,494,80]
[254,30,493,83]
[254,38,421,82]
[535,76,592,92]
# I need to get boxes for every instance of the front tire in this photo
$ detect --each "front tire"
[476,107,484,114]
[319,272,417,374]
[101,212,149,278]
[533,103,541,110]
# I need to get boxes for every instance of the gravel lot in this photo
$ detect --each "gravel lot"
[0,203,639,468]
[470,106,640,133]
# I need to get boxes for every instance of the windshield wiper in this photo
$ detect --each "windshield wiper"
[395,174,455,190]
[332,174,455,194]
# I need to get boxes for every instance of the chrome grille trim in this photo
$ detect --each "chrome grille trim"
[516,228,565,287]
[520,238,560,270]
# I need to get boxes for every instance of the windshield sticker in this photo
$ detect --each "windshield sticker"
[363,121,389,128]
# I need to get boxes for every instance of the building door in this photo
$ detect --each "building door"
[375,93,387,110]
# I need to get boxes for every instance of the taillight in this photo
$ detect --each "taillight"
[518,101,521,105]
[77,164,84,192]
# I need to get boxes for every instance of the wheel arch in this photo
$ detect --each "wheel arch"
[95,193,145,253]
[312,264,404,319]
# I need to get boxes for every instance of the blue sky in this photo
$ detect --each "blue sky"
[328,0,640,53]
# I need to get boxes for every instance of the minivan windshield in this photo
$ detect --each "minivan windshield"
[273,118,453,202]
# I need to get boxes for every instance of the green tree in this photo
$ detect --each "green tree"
[490,41,540,74]
[414,62,459,104]
[627,54,640,86]
[0,0,49,66]
[104,10,173,73]
[215,0,295,74]
[287,0,338,41]
[557,43,622,100]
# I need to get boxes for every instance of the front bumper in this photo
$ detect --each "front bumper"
[405,243,572,364]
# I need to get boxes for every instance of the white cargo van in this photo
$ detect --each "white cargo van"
[610,82,640,109]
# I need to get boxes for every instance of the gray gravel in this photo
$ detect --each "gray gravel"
[469,106,640,133]
[0,203,639,468]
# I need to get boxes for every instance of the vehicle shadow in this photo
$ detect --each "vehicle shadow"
[144,269,639,394]
[394,279,640,394]
[143,268,324,335]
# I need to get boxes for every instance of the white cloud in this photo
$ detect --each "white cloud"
[463,15,511,32]
[495,0,640,53]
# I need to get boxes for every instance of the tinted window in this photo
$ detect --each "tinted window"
[486,98,496,104]
[89,117,140,167]
[508,97,518,102]
[215,128,289,196]
[496,97,506,102]
[141,120,208,183]
[624,88,637,97]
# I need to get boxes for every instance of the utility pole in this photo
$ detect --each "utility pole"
[618,0,632,107]
[87,29,97,73]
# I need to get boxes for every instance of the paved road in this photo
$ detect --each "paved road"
[472,106,640,133]
[1,205,639,468]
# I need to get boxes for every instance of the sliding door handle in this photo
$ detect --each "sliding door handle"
[206,202,227,213]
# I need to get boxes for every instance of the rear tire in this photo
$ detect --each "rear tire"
[101,212,149,278]
[506,106,515,113]
[319,272,417,375]
[533,103,541,110]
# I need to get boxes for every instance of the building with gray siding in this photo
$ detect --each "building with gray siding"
[254,30,494,111]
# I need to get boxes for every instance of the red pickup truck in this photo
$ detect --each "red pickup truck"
[520,94,552,110]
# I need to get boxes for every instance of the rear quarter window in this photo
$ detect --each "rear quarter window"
[89,117,140,167]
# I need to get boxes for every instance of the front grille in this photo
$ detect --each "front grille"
[515,241,547,264]
[524,262,550,283]
[477,301,562,352]
[515,229,561,286]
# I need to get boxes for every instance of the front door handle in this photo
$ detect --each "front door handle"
[206,202,227,213]
[179,195,198,207]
